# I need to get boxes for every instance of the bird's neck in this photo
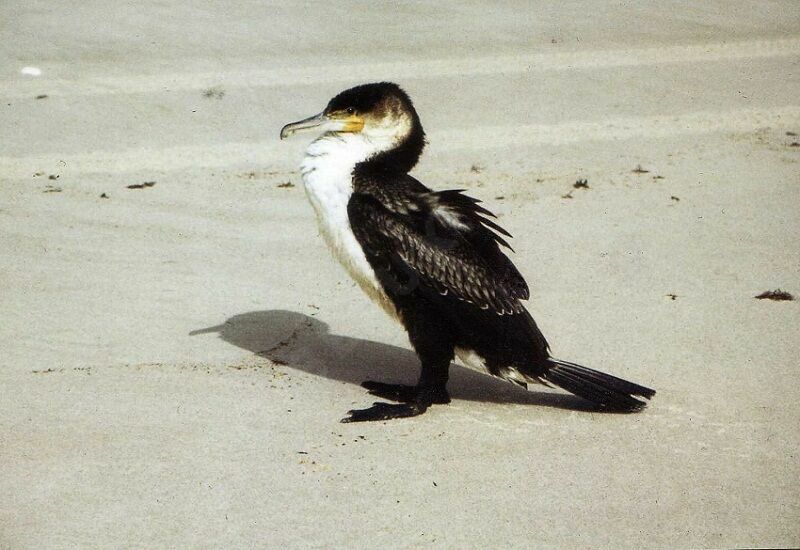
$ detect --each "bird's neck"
[356,117,425,176]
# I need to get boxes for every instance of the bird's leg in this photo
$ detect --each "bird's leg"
[341,359,451,423]
[341,307,454,423]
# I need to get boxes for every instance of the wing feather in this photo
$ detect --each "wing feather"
[348,185,530,315]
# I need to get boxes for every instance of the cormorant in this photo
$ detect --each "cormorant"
[280,82,655,422]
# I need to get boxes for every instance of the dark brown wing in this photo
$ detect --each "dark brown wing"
[348,181,529,315]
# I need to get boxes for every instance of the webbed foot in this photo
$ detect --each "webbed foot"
[340,402,425,423]
[361,381,451,404]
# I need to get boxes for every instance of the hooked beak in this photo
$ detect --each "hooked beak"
[280,112,365,140]
[280,112,335,140]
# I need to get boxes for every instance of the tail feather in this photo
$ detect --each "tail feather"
[543,359,655,412]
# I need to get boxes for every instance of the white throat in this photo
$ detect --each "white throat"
[299,132,400,320]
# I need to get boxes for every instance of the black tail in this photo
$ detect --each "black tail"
[543,359,656,412]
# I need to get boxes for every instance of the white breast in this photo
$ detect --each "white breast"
[300,134,400,321]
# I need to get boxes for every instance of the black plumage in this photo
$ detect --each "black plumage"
[349,180,527,315]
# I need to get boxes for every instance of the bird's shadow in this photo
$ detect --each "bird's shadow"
[190,309,596,411]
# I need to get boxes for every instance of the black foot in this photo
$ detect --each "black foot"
[340,402,425,423]
[361,381,451,404]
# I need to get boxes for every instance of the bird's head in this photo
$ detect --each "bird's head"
[280,82,425,171]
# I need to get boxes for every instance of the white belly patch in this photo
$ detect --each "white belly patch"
[455,347,534,386]
[455,347,491,374]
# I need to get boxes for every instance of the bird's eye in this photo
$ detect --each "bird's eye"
[345,107,355,115]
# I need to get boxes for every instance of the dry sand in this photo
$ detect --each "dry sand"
[1,1,799,548]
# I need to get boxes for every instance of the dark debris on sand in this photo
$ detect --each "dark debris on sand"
[127,181,156,190]
[573,178,589,189]
[755,289,794,301]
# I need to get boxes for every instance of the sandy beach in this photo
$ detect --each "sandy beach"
[1,2,799,547]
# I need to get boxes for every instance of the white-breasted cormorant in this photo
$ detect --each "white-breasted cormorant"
[280,82,655,422]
